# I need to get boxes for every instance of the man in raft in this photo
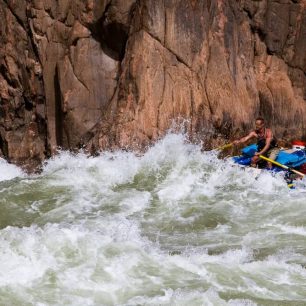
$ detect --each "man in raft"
[233,117,279,169]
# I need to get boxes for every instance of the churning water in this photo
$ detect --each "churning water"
[1,133,306,306]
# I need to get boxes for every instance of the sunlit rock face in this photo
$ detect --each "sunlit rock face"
[0,0,305,169]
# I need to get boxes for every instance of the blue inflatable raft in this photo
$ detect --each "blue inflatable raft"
[233,144,306,170]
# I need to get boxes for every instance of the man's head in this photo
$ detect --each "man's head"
[255,117,265,132]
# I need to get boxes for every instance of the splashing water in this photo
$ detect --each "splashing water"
[0,134,306,305]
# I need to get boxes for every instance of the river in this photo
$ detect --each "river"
[0,133,306,305]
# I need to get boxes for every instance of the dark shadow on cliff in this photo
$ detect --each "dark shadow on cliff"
[90,16,129,61]
[54,66,63,148]
[0,133,8,159]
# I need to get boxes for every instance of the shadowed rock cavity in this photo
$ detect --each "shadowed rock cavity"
[91,17,129,61]
[0,134,7,158]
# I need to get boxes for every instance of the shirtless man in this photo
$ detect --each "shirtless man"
[233,117,279,168]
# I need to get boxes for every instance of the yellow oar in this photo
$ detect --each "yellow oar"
[259,155,305,178]
[216,143,233,151]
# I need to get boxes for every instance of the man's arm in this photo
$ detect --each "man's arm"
[233,131,256,145]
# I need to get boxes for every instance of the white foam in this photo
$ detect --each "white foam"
[0,226,57,286]
[0,158,24,181]
[0,132,306,304]
[274,224,306,236]
[126,287,234,305]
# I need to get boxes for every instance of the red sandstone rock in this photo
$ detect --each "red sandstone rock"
[0,0,305,170]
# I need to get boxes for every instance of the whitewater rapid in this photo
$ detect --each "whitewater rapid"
[0,133,306,305]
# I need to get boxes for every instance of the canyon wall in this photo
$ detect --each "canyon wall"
[0,0,305,169]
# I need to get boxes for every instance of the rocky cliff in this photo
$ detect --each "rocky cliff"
[0,0,305,170]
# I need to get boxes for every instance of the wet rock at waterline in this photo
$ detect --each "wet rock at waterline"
[0,0,306,170]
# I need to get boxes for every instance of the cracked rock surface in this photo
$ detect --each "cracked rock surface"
[0,0,305,170]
